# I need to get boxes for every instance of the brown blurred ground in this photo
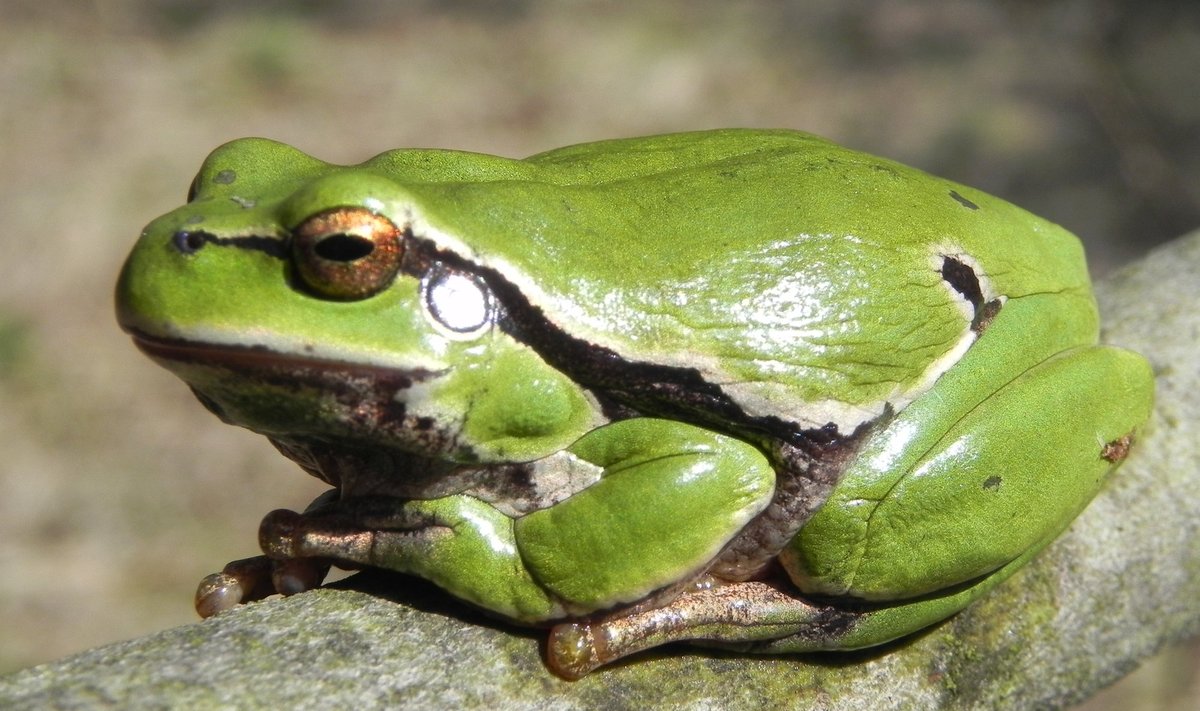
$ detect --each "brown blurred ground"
[0,1,1196,708]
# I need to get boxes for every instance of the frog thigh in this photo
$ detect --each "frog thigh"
[514,418,775,612]
[784,342,1154,601]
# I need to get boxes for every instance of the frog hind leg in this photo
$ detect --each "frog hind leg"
[548,326,1153,678]
[781,289,1154,606]
[783,339,1153,605]
[545,553,1027,680]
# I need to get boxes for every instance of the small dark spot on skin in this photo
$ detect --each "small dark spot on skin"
[1102,434,1135,463]
[415,417,436,431]
[214,169,237,185]
[982,475,1002,491]
[949,190,979,210]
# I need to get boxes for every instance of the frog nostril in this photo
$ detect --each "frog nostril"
[314,233,375,262]
[173,231,209,254]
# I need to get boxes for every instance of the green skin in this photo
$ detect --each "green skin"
[115,129,1154,679]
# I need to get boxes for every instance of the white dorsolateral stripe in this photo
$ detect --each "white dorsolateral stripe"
[415,212,992,434]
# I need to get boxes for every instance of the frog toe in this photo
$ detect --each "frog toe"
[194,555,276,617]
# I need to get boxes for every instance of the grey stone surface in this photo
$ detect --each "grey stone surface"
[2,232,1197,710]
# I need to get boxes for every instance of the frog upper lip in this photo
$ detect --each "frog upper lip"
[125,330,442,381]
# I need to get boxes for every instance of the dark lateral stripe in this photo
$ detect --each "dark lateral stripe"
[173,230,289,259]
[408,238,845,450]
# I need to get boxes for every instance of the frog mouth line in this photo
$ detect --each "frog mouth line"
[125,330,442,383]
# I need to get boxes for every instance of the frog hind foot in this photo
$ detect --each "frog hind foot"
[546,580,841,678]
[545,571,1020,679]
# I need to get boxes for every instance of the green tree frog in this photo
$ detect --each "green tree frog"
[115,129,1153,678]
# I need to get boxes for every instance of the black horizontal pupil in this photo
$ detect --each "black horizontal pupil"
[315,233,374,262]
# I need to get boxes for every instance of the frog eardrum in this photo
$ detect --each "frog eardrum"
[116,129,1153,678]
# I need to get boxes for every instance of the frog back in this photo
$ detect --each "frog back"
[371,130,1096,431]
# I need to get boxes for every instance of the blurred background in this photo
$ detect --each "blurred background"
[1,1,1197,708]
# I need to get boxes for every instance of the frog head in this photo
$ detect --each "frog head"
[116,138,599,472]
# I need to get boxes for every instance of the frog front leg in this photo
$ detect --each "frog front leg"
[205,419,776,628]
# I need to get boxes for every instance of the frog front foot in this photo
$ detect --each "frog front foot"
[194,504,353,617]
[195,553,331,617]
[195,497,458,618]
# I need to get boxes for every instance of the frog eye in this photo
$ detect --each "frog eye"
[422,266,494,336]
[291,207,404,300]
